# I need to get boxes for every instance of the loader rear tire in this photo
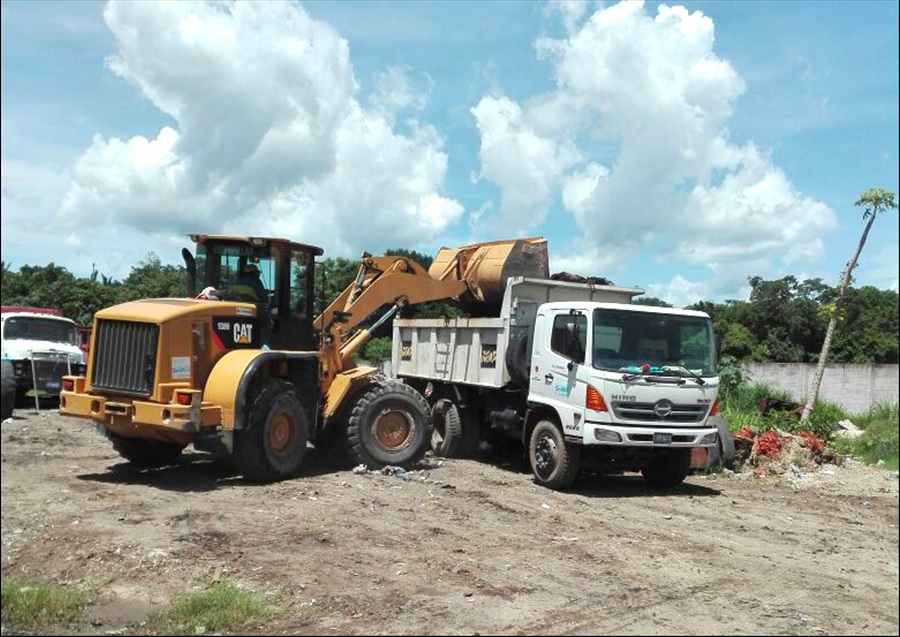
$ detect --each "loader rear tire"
[1,360,15,421]
[430,398,464,457]
[109,432,185,468]
[347,380,430,469]
[234,378,309,482]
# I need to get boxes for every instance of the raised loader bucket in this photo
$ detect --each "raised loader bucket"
[429,237,549,314]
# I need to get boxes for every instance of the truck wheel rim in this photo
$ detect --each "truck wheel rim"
[373,408,414,452]
[534,433,558,479]
[268,412,295,456]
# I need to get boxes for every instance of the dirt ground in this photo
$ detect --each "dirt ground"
[2,409,898,635]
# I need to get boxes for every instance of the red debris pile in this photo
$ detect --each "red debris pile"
[731,427,830,476]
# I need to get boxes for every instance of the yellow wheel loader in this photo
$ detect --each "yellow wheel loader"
[59,234,547,481]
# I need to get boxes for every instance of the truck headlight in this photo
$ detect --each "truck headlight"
[700,431,718,445]
[594,428,622,443]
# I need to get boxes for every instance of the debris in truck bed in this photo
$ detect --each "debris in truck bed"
[550,271,614,286]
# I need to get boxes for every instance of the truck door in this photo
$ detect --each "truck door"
[530,309,589,438]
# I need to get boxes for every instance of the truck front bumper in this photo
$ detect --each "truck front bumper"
[582,417,721,448]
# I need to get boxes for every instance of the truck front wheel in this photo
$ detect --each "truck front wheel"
[641,449,691,489]
[109,432,185,468]
[234,379,309,482]
[347,380,430,469]
[529,420,580,490]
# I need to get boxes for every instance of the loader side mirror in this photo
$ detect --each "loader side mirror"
[182,248,196,298]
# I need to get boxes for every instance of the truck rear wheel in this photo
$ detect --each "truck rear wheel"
[641,449,691,489]
[347,380,430,469]
[109,432,185,468]
[430,398,464,457]
[234,378,309,482]
[529,420,580,490]
[1,360,15,420]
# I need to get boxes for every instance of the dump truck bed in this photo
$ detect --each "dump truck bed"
[392,277,642,389]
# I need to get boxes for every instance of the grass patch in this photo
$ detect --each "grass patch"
[141,579,274,635]
[844,403,899,470]
[720,381,849,439]
[1,580,90,630]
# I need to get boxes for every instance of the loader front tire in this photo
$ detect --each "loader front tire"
[234,378,309,482]
[347,380,430,469]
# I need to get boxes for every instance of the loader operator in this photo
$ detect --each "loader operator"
[229,263,268,303]
[227,263,273,347]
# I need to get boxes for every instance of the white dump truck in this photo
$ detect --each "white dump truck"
[392,274,724,490]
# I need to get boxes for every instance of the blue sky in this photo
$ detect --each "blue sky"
[1,0,897,306]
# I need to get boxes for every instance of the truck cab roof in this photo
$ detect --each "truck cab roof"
[540,301,711,320]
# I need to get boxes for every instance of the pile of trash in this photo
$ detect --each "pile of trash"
[732,427,837,478]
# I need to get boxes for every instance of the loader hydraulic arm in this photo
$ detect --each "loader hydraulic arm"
[313,255,467,390]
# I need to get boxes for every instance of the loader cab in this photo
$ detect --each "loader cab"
[185,235,323,351]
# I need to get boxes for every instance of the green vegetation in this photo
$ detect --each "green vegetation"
[1,579,91,630]
[829,403,900,470]
[689,276,898,365]
[141,580,273,635]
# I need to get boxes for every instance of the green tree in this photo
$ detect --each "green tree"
[633,296,672,308]
[802,188,898,422]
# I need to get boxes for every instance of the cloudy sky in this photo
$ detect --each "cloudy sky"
[2,0,898,306]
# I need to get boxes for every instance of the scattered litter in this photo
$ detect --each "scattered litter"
[663,515,673,520]
[893,471,899,479]
[352,464,368,475]
[540,503,550,510]
[876,459,886,468]
[835,419,864,438]
[3,418,12,424]
[381,466,411,481]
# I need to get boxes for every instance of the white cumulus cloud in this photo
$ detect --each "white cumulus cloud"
[59,1,462,256]
[473,0,837,295]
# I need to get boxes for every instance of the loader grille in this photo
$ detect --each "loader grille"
[90,320,159,396]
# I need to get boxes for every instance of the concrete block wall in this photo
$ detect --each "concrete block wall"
[744,363,899,414]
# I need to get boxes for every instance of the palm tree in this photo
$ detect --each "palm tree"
[800,188,897,423]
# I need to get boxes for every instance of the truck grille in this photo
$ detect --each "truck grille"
[91,320,159,396]
[612,401,707,424]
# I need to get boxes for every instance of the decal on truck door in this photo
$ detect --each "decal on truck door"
[212,317,260,349]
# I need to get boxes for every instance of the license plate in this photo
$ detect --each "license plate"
[653,432,673,445]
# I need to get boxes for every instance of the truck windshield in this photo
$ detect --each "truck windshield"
[592,309,716,378]
[3,317,76,345]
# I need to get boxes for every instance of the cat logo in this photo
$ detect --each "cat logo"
[233,322,254,344]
